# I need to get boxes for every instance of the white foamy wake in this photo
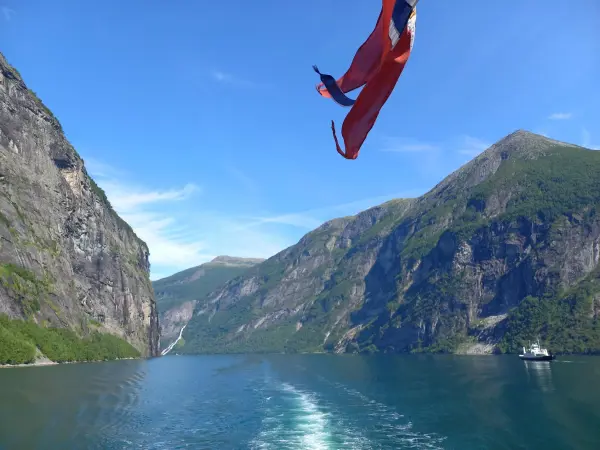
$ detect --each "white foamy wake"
[250,382,335,450]
[251,378,446,450]
[282,383,332,449]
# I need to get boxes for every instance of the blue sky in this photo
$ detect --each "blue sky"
[1,0,599,280]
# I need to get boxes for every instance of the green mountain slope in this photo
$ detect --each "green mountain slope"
[153,256,263,350]
[179,130,600,355]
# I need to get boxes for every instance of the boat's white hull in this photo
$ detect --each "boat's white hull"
[519,354,555,361]
[519,341,555,361]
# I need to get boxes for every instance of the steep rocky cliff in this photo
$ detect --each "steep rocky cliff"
[153,256,263,351]
[181,131,600,355]
[0,52,159,357]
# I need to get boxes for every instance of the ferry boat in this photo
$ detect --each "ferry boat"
[519,340,555,361]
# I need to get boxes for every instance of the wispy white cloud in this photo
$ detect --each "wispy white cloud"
[236,191,424,232]
[548,112,573,120]
[456,135,491,157]
[84,158,417,280]
[84,157,126,178]
[103,181,200,210]
[582,128,600,150]
[85,160,210,278]
[379,136,440,153]
[120,211,210,268]
[1,6,15,21]
[379,133,493,181]
[380,134,491,159]
[226,165,259,193]
[582,128,591,147]
[87,159,200,210]
[244,212,323,230]
[210,69,257,88]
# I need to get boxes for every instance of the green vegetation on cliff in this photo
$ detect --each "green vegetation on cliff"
[398,144,600,267]
[0,263,52,318]
[0,314,140,365]
[154,256,264,351]
[154,257,264,313]
[499,278,600,355]
[178,132,600,356]
[333,142,600,355]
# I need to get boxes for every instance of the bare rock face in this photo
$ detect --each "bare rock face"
[159,301,197,347]
[180,130,600,355]
[0,52,159,356]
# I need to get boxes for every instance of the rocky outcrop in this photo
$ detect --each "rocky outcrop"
[180,131,600,355]
[0,51,159,356]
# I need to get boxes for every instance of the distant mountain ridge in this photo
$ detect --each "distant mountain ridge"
[211,256,265,266]
[177,130,600,355]
[153,256,264,350]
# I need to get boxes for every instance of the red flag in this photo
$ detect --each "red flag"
[315,0,418,160]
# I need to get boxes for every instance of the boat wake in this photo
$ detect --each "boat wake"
[250,378,445,449]
[250,382,342,449]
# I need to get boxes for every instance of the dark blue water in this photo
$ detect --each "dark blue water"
[1,355,599,449]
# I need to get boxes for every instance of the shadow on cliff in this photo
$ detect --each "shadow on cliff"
[344,213,562,352]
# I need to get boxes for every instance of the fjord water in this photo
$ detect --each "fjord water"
[1,355,599,449]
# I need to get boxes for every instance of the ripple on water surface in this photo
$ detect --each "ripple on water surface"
[3,355,597,449]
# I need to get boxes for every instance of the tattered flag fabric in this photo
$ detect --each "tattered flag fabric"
[314,0,418,160]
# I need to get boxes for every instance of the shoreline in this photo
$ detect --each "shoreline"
[0,356,143,369]
[0,360,58,369]
[4,352,597,368]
